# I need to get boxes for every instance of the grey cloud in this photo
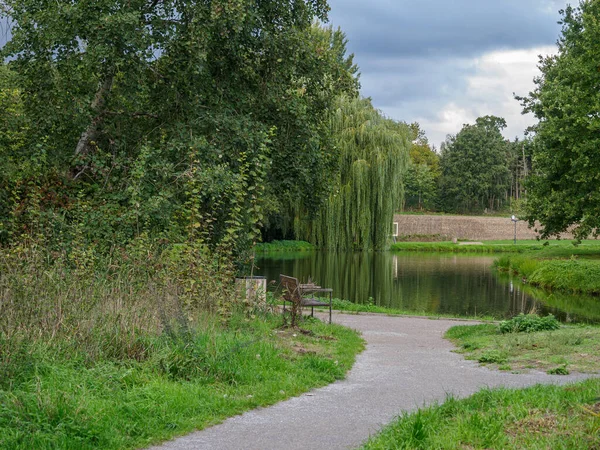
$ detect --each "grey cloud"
[328,0,561,59]
[327,0,563,144]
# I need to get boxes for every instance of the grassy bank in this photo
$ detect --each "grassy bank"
[391,242,529,253]
[1,314,362,449]
[495,253,600,295]
[445,321,600,374]
[0,243,363,449]
[495,272,600,322]
[361,379,600,449]
[254,240,316,253]
[391,239,600,254]
[325,299,495,321]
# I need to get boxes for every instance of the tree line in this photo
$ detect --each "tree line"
[404,1,600,243]
[1,0,598,254]
[402,116,532,215]
[0,0,410,256]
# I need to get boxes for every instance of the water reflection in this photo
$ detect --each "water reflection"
[255,252,599,322]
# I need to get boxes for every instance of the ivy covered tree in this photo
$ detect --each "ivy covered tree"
[439,116,510,213]
[518,0,600,239]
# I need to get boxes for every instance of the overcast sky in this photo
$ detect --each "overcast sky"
[327,0,564,147]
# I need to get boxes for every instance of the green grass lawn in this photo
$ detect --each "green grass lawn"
[361,379,600,449]
[0,314,363,449]
[320,298,496,321]
[390,239,600,254]
[445,322,600,374]
[253,240,316,253]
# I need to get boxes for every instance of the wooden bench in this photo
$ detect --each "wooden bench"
[280,274,332,324]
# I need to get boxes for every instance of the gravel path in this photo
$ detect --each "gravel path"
[149,313,594,450]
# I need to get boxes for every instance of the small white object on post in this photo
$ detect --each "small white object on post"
[511,215,518,245]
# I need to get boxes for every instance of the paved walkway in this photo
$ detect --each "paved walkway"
[149,313,594,450]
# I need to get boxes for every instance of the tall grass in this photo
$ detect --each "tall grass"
[0,238,237,362]
[494,254,600,295]
[0,240,363,448]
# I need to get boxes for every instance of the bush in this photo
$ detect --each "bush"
[499,314,560,334]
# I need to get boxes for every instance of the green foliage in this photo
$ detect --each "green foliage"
[477,350,507,364]
[519,1,600,239]
[0,241,364,448]
[0,1,361,257]
[547,365,570,375]
[297,96,410,250]
[403,163,438,211]
[254,240,316,253]
[495,247,600,295]
[439,116,511,213]
[404,123,440,211]
[499,314,560,334]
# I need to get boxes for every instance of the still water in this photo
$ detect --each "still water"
[255,252,600,323]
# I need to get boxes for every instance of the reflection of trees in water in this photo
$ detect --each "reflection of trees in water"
[256,253,598,322]
[496,273,600,324]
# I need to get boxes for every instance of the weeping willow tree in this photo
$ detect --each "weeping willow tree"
[297,96,410,250]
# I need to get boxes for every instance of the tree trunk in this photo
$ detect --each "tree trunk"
[74,74,114,157]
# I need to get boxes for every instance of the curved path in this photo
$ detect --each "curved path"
[150,313,594,450]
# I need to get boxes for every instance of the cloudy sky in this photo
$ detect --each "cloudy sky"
[327,0,564,147]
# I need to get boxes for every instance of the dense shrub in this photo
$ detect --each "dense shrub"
[499,314,560,334]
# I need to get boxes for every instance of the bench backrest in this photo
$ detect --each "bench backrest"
[280,274,300,301]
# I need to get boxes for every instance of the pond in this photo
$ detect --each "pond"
[254,251,600,323]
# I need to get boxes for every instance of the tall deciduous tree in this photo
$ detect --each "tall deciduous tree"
[297,96,410,250]
[439,116,510,213]
[518,0,600,239]
[0,1,360,254]
[404,123,440,211]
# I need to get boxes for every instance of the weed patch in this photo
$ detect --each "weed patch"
[446,323,600,374]
[499,314,560,334]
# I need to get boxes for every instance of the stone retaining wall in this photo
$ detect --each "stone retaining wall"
[393,214,573,241]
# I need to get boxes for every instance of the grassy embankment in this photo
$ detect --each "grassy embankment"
[495,250,600,296]
[361,379,600,449]
[391,239,600,254]
[254,240,316,253]
[327,298,495,321]
[0,244,363,449]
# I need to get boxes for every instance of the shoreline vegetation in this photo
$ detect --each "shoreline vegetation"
[326,299,496,322]
[254,240,316,253]
[390,239,600,254]
[0,244,364,449]
[495,255,600,296]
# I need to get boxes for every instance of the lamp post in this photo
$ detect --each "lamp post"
[511,215,518,244]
